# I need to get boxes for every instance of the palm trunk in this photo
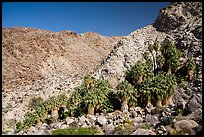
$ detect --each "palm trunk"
[147,98,153,107]
[90,83,94,92]
[95,104,100,113]
[162,97,168,107]
[187,70,194,80]
[85,84,89,92]
[51,109,59,122]
[151,52,156,76]
[136,76,143,85]
[121,98,128,111]
[156,99,162,108]
[87,104,95,115]
[155,51,158,75]
[146,99,154,113]
[36,120,42,126]
[61,104,68,112]
[166,95,173,106]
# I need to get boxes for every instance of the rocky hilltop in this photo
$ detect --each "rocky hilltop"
[2,27,122,90]
[2,2,202,135]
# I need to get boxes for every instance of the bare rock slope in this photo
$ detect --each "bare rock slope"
[2,28,122,90]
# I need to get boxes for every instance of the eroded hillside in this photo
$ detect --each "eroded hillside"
[2,27,122,90]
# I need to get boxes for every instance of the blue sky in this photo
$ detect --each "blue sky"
[2,2,170,36]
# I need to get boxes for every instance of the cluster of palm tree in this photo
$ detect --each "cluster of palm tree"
[16,93,68,132]
[66,75,118,116]
[125,61,154,87]
[117,80,138,111]
[123,37,194,109]
[139,72,177,108]
[160,38,183,74]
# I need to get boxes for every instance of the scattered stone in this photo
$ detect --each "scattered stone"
[131,111,138,118]
[146,114,159,126]
[133,117,143,123]
[160,125,167,132]
[78,115,87,126]
[34,129,47,135]
[60,124,68,129]
[65,117,75,125]
[97,115,107,126]
[131,128,156,135]
[134,107,143,115]
[185,93,202,113]
[174,120,199,132]
[103,123,115,135]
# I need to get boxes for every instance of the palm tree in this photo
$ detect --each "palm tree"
[94,79,110,113]
[142,89,152,106]
[131,62,145,85]
[35,106,46,125]
[148,44,157,75]
[143,51,150,61]
[128,88,138,109]
[117,80,135,111]
[69,89,81,106]
[162,75,177,106]
[85,91,97,115]
[152,41,160,57]
[161,38,182,74]
[156,55,165,72]
[168,54,180,74]
[49,96,59,109]
[58,93,68,111]
[84,75,96,92]
[185,58,195,80]
[155,88,164,108]
[23,113,38,129]
[51,106,59,122]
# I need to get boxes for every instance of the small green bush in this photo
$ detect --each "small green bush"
[115,119,134,135]
[138,123,151,129]
[15,121,23,133]
[51,127,100,135]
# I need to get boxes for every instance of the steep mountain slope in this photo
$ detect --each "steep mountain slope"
[153,2,202,126]
[2,27,122,90]
[2,27,122,132]
[93,25,168,87]
[93,1,202,128]
[93,0,202,118]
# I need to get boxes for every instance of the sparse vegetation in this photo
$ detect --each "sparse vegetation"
[16,38,197,135]
[51,127,100,135]
[114,119,135,135]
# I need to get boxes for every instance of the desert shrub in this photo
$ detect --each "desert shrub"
[114,119,134,135]
[15,122,23,133]
[51,127,100,135]
[136,123,152,130]
[28,96,44,110]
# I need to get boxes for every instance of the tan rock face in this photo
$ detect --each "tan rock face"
[2,27,122,90]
